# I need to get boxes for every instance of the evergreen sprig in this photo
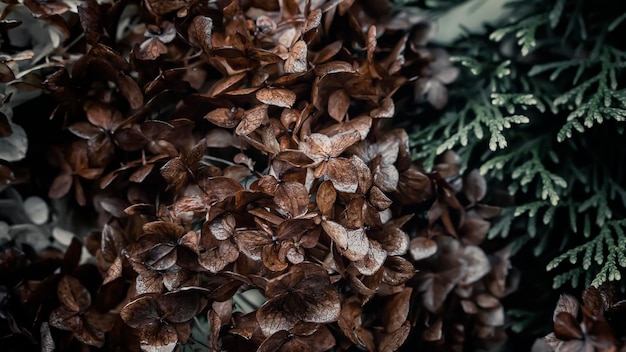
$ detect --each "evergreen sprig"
[547,220,626,288]
[405,0,626,288]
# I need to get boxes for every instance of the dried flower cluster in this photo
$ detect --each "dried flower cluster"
[0,0,513,351]
[535,284,626,351]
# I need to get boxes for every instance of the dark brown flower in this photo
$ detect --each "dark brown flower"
[257,263,340,336]
[49,276,115,347]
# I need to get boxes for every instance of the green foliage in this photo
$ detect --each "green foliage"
[407,0,626,288]
[547,220,626,288]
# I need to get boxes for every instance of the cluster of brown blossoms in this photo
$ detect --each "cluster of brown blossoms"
[534,284,626,352]
[0,0,512,351]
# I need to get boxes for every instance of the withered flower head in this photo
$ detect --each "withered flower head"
[257,263,340,337]
[49,276,115,347]
[120,290,205,352]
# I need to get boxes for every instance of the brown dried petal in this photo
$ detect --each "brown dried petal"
[143,221,185,239]
[139,323,178,352]
[256,88,296,108]
[373,164,399,193]
[236,104,268,136]
[427,80,448,110]
[381,228,409,256]
[461,300,479,314]
[316,180,336,216]
[146,0,187,15]
[382,288,412,332]
[329,130,361,157]
[370,97,395,118]
[117,73,144,110]
[478,305,505,326]
[207,214,236,241]
[352,156,372,194]
[198,236,239,273]
[322,220,348,252]
[285,40,308,74]
[49,306,81,332]
[464,169,487,204]
[328,89,350,122]
[300,133,332,160]
[235,231,268,261]
[262,245,289,272]
[581,286,604,316]
[69,122,100,139]
[353,240,386,276]
[276,150,315,166]
[383,256,415,286]
[326,157,358,193]
[461,217,490,245]
[422,317,443,342]
[409,237,437,261]
[554,294,580,320]
[132,263,165,294]
[58,275,91,313]
[205,177,245,203]
[191,16,213,54]
[303,9,322,34]
[420,267,463,313]
[343,228,369,261]
[258,330,291,352]
[275,182,309,218]
[120,295,160,328]
[314,61,354,76]
[160,158,188,192]
[461,246,491,285]
[369,186,393,211]
[48,173,73,199]
[158,291,203,323]
[476,293,501,309]
[377,320,411,352]
[313,41,342,64]
[205,108,243,128]
[0,62,15,83]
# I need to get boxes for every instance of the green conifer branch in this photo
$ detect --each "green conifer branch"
[405,0,626,289]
